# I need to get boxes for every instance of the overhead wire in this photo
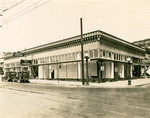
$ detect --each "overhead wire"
[2,1,41,21]
[1,1,149,26]
[83,8,150,20]
[0,0,52,26]
[2,0,25,13]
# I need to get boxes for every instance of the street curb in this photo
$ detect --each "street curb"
[29,79,150,88]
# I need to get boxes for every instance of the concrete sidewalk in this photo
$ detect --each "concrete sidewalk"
[30,78,150,88]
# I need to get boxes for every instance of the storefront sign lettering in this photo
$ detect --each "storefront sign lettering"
[20,60,32,66]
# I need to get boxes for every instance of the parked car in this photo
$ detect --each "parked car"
[2,72,16,82]
[16,71,30,83]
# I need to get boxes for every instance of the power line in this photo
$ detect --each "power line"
[3,1,41,21]
[2,0,25,13]
[1,0,51,26]
[83,8,150,20]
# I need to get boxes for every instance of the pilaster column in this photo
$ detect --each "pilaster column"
[77,62,81,79]
[38,65,43,79]
[130,64,133,78]
[111,62,114,78]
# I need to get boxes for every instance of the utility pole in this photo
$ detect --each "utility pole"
[0,14,2,27]
[80,18,85,85]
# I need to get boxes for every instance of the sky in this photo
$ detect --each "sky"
[0,0,150,55]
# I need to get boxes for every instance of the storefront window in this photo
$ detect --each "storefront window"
[42,58,44,63]
[35,59,38,64]
[16,62,20,66]
[125,56,127,61]
[65,54,68,61]
[114,53,116,60]
[45,57,49,63]
[68,54,71,60]
[5,64,10,68]
[99,49,103,57]
[117,54,118,60]
[119,55,121,60]
[72,53,75,60]
[106,51,109,58]
[11,63,15,67]
[94,50,98,57]
[59,55,61,62]
[89,50,93,58]
[56,56,58,62]
[109,52,111,58]
[53,56,56,62]
[77,52,81,60]
[51,57,54,62]
[6,68,10,72]
[121,55,123,61]
[61,55,64,61]
[40,58,43,64]
[103,50,105,57]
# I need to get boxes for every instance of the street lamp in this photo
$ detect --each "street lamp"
[127,57,131,85]
[85,53,89,85]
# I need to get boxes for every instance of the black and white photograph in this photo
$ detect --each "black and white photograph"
[0,0,150,118]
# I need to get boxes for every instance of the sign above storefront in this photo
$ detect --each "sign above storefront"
[20,60,32,66]
[13,51,24,57]
[142,59,150,64]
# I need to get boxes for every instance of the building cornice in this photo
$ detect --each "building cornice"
[4,30,145,59]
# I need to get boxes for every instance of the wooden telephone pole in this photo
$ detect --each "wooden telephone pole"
[80,18,85,85]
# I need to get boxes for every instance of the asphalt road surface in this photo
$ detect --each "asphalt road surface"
[0,81,150,118]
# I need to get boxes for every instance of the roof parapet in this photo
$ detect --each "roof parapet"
[4,30,145,59]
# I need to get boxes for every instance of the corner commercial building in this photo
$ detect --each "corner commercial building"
[3,30,146,81]
[133,38,150,69]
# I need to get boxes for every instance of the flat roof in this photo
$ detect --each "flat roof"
[4,30,145,58]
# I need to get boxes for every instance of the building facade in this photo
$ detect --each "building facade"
[0,57,4,75]
[133,38,150,48]
[133,39,150,76]
[4,30,146,81]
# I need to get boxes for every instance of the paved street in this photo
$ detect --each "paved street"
[0,80,150,118]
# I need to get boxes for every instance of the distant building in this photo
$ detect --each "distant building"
[133,39,150,49]
[0,57,4,75]
[133,39,150,63]
[133,39,150,76]
[3,30,146,81]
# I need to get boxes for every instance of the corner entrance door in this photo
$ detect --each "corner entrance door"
[51,70,54,79]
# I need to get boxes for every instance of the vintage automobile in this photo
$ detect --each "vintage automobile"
[2,71,30,83]
[15,71,30,83]
[2,72,16,82]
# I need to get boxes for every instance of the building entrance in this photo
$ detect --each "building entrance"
[31,65,38,78]
[133,65,141,78]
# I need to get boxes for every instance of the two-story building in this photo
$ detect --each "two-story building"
[3,30,146,81]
